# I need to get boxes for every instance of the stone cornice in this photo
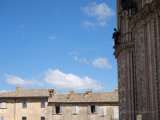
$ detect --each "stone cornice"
[113,41,135,58]
[129,0,160,30]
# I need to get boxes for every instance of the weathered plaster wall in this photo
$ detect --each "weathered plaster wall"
[0,98,48,120]
[0,99,119,120]
[47,103,118,120]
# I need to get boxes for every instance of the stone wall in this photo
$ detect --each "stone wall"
[115,0,160,120]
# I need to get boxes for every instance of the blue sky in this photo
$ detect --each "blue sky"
[0,0,117,93]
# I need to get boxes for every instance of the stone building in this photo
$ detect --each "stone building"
[114,0,160,120]
[0,86,119,120]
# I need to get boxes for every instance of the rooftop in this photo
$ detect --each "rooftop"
[0,86,118,103]
[49,92,118,103]
[0,89,49,98]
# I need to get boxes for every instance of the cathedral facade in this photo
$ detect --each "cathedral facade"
[114,0,160,120]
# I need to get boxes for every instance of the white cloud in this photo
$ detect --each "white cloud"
[98,21,106,26]
[81,2,114,27]
[45,69,103,90]
[74,56,88,64]
[82,21,95,28]
[81,2,114,20]
[92,57,112,69]
[4,74,43,86]
[69,51,78,56]
[0,90,7,93]
[49,35,56,40]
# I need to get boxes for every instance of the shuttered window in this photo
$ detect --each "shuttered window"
[22,100,27,108]
[22,117,26,120]
[88,105,91,114]
[41,100,45,108]
[95,105,98,114]
[1,117,6,120]
[52,105,62,115]
[113,107,119,118]
[52,105,55,115]
[59,106,62,114]
[101,108,106,117]
[88,105,98,114]
[1,102,6,109]
[41,117,45,120]
[73,105,78,114]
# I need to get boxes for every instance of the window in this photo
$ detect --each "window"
[88,105,98,114]
[1,102,6,109]
[41,117,45,120]
[22,117,26,120]
[41,100,45,108]
[1,117,6,120]
[101,108,106,117]
[22,100,27,108]
[113,107,119,118]
[73,105,78,115]
[52,105,62,115]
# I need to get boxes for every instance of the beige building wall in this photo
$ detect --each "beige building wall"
[0,98,48,120]
[0,88,118,120]
[47,103,118,120]
[0,99,118,120]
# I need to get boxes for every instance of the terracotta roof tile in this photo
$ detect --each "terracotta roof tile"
[0,89,49,98]
[0,89,118,103]
[49,92,118,103]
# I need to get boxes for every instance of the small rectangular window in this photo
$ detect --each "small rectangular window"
[22,100,27,108]
[88,105,91,114]
[91,105,95,113]
[56,106,60,114]
[1,117,6,120]
[101,108,106,117]
[41,100,45,108]
[88,105,98,114]
[41,117,45,120]
[73,105,78,114]
[1,102,7,109]
[22,117,26,120]
[52,105,62,115]
[113,107,119,118]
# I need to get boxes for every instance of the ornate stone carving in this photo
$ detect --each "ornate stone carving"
[114,0,160,120]
[134,27,147,114]
[114,41,135,58]
[117,52,127,120]
[129,0,160,31]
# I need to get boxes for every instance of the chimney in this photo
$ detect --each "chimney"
[54,90,56,94]
[115,87,118,92]
[69,89,74,94]
[88,89,92,94]
[48,89,56,98]
[67,93,71,99]
[16,85,19,90]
